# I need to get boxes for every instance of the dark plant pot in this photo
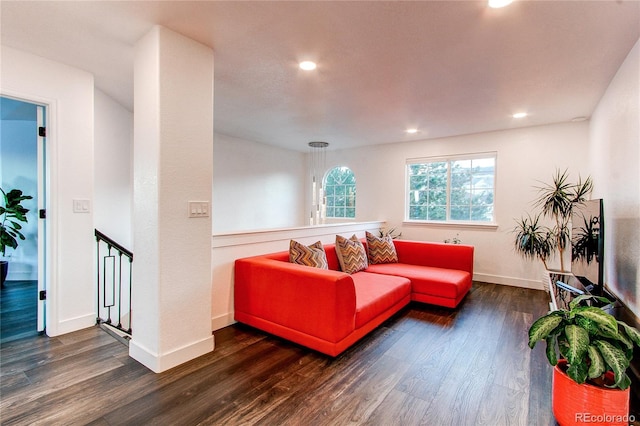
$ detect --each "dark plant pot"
[553,359,630,426]
[0,260,8,287]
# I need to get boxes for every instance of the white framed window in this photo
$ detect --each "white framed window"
[405,152,496,224]
[324,166,356,219]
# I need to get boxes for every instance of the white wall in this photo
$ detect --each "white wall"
[94,89,133,248]
[324,122,591,289]
[1,46,95,336]
[590,38,640,319]
[131,26,214,372]
[0,101,38,280]
[213,133,306,233]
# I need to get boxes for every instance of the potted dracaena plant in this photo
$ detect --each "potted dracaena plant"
[528,294,640,426]
[513,169,593,273]
[0,188,33,287]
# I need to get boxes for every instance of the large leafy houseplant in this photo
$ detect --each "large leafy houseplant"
[513,169,593,272]
[528,295,640,390]
[0,188,33,256]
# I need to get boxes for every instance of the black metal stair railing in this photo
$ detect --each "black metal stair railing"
[95,229,133,336]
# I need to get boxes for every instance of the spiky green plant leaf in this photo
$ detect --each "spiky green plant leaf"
[587,345,605,379]
[564,324,589,364]
[528,313,564,349]
[593,340,630,389]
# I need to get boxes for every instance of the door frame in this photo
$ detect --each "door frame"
[1,90,55,335]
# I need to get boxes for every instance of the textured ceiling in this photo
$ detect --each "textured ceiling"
[2,1,639,151]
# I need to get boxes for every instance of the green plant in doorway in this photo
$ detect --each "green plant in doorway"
[0,187,33,256]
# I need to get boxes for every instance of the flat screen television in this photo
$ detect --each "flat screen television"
[571,198,604,295]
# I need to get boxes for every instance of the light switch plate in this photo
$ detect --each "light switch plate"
[188,201,210,218]
[73,199,91,213]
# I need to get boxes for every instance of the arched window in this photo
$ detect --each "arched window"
[324,166,356,219]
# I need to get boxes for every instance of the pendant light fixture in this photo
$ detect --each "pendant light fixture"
[308,141,329,225]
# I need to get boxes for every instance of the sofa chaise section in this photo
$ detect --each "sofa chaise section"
[365,240,474,308]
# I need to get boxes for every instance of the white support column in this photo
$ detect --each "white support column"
[131,26,214,372]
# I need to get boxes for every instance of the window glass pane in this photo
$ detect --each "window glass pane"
[410,205,427,220]
[450,205,470,220]
[346,196,355,208]
[326,196,335,207]
[428,205,446,221]
[450,189,470,205]
[472,206,493,221]
[324,166,356,218]
[406,154,495,223]
[410,175,426,191]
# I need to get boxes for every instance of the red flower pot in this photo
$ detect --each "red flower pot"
[552,360,630,426]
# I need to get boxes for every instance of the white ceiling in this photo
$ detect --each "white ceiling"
[2,1,639,152]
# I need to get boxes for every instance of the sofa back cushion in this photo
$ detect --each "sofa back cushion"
[335,234,369,274]
[265,243,342,271]
[365,231,398,264]
[289,240,328,269]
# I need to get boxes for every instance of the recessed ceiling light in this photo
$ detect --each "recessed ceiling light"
[513,112,527,119]
[299,61,317,71]
[405,128,419,134]
[489,0,513,8]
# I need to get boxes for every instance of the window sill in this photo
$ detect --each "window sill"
[402,220,499,230]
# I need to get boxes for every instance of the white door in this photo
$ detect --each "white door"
[36,105,46,332]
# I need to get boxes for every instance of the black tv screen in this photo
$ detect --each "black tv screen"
[571,198,604,294]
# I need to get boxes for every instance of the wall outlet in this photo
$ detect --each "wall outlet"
[188,201,210,218]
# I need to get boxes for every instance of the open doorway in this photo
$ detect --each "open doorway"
[0,96,46,343]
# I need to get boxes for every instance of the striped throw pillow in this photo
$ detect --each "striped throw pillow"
[289,240,328,269]
[366,231,398,264]
[335,234,368,274]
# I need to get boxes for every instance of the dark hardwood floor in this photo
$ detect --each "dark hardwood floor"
[1,282,559,425]
[0,280,38,344]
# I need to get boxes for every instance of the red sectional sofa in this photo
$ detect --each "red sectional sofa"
[234,239,474,356]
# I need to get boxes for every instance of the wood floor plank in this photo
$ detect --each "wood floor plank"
[305,354,412,425]
[0,282,565,426]
[475,383,534,426]
[418,333,497,425]
[0,281,38,344]
[1,342,126,412]
[366,388,432,426]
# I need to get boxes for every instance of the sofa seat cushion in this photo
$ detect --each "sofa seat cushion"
[365,263,471,300]
[351,272,411,329]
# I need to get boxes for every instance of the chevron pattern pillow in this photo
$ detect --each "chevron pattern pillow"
[366,231,398,264]
[289,240,328,269]
[335,234,368,274]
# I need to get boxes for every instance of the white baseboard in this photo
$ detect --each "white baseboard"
[473,273,545,290]
[129,335,214,373]
[211,312,235,331]
[47,313,96,336]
